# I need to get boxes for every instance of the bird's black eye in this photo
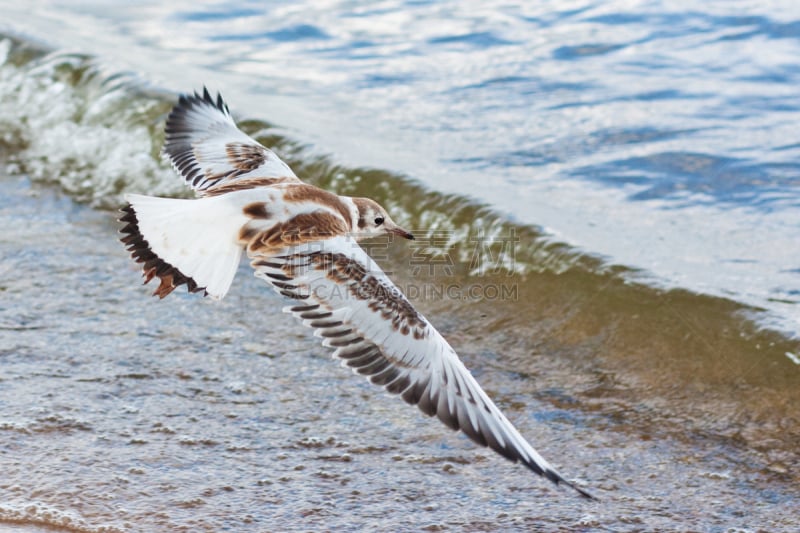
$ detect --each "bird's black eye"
[374,216,384,226]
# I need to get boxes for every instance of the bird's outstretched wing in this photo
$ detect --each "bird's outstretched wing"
[163,88,301,194]
[249,235,593,499]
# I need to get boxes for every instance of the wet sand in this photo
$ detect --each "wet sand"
[1,172,798,532]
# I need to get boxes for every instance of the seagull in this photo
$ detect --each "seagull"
[119,88,594,499]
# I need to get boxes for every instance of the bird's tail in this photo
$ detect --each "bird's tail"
[120,194,248,299]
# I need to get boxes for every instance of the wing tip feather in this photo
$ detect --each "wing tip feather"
[256,242,597,500]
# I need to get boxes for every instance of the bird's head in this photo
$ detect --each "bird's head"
[352,197,414,242]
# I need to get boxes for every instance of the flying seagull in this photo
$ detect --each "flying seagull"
[119,88,594,499]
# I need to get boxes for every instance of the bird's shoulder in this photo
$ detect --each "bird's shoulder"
[229,184,356,254]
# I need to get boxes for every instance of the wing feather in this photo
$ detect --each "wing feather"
[163,87,301,194]
[249,236,593,499]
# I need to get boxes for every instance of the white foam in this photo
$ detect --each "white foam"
[0,501,126,532]
[0,39,186,208]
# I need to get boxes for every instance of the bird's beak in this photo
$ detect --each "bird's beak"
[388,225,415,240]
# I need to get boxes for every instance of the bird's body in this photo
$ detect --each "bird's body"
[120,88,593,499]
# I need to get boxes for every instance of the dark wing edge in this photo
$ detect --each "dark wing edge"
[163,87,232,190]
[119,203,207,298]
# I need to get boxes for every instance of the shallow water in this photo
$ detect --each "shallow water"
[0,1,799,531]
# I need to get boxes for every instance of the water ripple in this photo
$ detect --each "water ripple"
[572,152,800,208]
[552,42,627,59]
[211,24,331,42]
[427,31,515,48]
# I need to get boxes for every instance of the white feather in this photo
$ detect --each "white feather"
[125,193,248,299]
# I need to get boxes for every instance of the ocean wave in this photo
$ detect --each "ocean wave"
[0,34,599,281]
[0,37,183,208]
